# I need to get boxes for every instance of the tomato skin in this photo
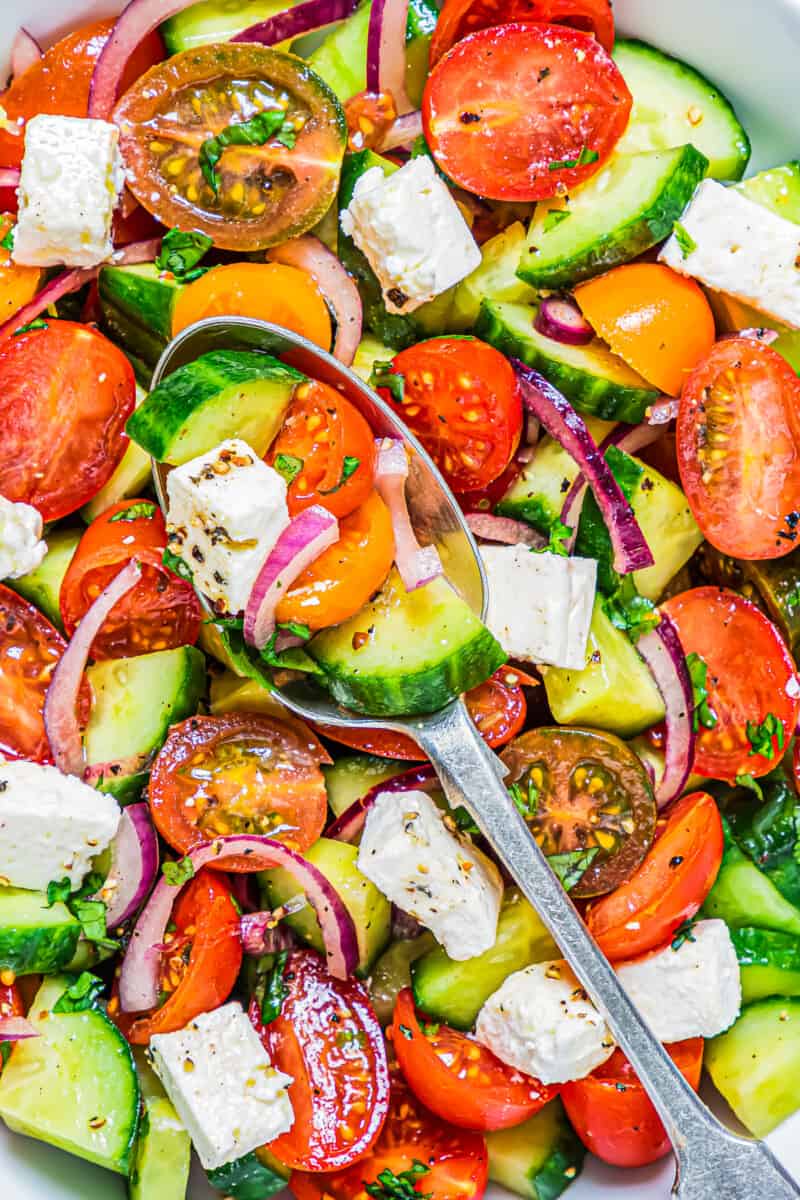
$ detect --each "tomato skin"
[430,0,614,62]
[586,791,723,962]
[0,214,41,322]
[661,587,799,782]
[561,1039,703,1167]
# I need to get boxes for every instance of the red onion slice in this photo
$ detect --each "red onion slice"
[240,910,298,956]
[0,267,100,345]
[374,438,443,591]
[327,764,437,842]
[233,0,360,44]
[0,168,20,190]
[0,1016,39,1041]
[113,237,163,264]
[99,803,160,929]
[535,297,594,346]
[380,110,423,152]
[466,512,546,548]
[739,326,780,345]
[513,361,653,574]
[10,28,42,79]
[267,235,363,366]
[636,614,695,809]
[120,835,359,1011]
[647,398,679,425]
[367,0,413,114]
[244,506,339,651]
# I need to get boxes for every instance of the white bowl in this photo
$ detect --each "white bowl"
[1,2,799,1197]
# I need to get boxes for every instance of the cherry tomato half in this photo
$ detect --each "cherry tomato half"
[422,23,631,201]
[0,215,41,322]
[59,499,202,660]
[585,791,724,961]
[662,587,799,782]
[676,337,800,559]
[430,0,614,63]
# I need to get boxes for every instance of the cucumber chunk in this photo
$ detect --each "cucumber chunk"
[369,932,437,1026]
[126,350,305,464]
[476,300,658,424]
[0,887,81,975]
[731,927,800,1004]
[703,823,800,938]
[451,221,535,329]
[519,145,708,290]
[612,39,750,181]
[82,385,153,524]
[8,526,81,631]
[486,1099,585,1200]
[0,975,140,1174]
[726,776,800,909]
[309,569,505,716]
[207,1148,289,1199]
[130,1051,191,1200]
[99,264,184,370]
[323,754,409,817]
[351,333,396,383]
[705,998,800,1137]
[209,671,294,721]
[736,161,800,223]
[162,0,293,52]
[411,888,557,1029]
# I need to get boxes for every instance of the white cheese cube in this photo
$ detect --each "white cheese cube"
[475,960,615,1085]
[149,1002,293,1171]
[660,179,800,329]
[357,788,502,961]
[13,114,125,268]
[166,439,290,615]
[340,157,481,314]
[0,761,120,890]
[480,546,597,670]
[616,918,741,1043]
[0,496,46,580]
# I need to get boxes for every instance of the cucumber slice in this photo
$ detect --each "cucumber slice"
[411,888,557,1030]
[451,221,536,330]
[207,1148,289,1199]
[0,975,140,1174]
[476,300,658,424]
[130,1050,191,1200]
[8,526,81,631]
[0,887,81,975]
[736,161,800,223]
[126,350,305,464]
[703,822,800,938]
[83,646,207,802]
[369,931,437,1026]
[612,39,750,181]
[308,569,505,716]
[731,927,800,1004]
[82,385,152,524]
[351,333,395,383]
[519,145,708,290]
[323,754,409,817]
[705,998,800,1137]
[726,777,800,909]
[260,836,391,975]
[541,597,665,737]
[209,671,294,721]
[162,1,293,52]
[486,1099,585,1200]
[99,264,184,370]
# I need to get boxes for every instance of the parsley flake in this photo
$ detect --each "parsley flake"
[273,453,304,485]
[602,577,659,644]
[547,846,600,892]
[686,652,718,731]
[162,548,194,584]
[261,950,289,1025]
[109,501,157,523]
[365,1161,432,1200]
[369,360,405,405]
[735,773,765,802]
[0,227,13,251]
[746,712,785,760]
[13,317,48,335]
[548,145,598,171]
[671,916,699,951]
[320,455,361,495]
[162,856,195,887]
[673,222,697,260]
[509,776,540,821]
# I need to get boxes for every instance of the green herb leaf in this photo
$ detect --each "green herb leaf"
[109,501,157,523]
[70,898,112,946]
[602,576,659,644]
[685,652,718,731]
[451,806,479,834]
[671,916,699,951]
[673,222,697,260]
[736,773,765,802]
[13,317,48,335]
[533,519,572,557]
[0,227,13,251]
[200,110,299,196]
[369,360,405,405]
[162,547,194,584]
[542,208,571,233]
[509,776,540,821]
[273,453,304,485]
[46,878,71,907]
[155,227,213,279]
[260,949,289,1025]
[548,145,598,171]
[320,455,361,495]
[162,856,195,887]
[365,1161,432,1200]
[53,972,105,1014]
[278,620,311,641]
[205,614,244,630]
[547,846,600,892]
[577,145,599,166]
[746,712,785,760]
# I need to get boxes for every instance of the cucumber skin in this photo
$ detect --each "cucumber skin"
[487,1099,585,1200]
[703,820,800,938]
[0,917,81,976]
[207,1151,288,1199]
[732,926,800,1003]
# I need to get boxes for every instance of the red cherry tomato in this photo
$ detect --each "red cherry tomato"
[430,0,614,63]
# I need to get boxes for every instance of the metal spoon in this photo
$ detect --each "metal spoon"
[152,316,800,1199]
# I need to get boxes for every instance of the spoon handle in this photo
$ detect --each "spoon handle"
[410,698,800,1198]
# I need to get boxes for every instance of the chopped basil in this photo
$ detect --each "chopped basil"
[451,806,479,834]
[673,222,697,259]
[155,227,213,280]
[532,519,572,557]
[320,455,361,495]
[602,577,659,644]
[200,110,299,196]
[46,878,72,907]
[0,227,13,251]
[13,317,48,335]
[206,614,244,630]
[508,776,539,821]
[542,209,571,233]
[53,972,105,1014]
[162,856,195,887]
[369,360,405,405]
[735,773,765,802]
[746,712,785,760]
[548,145,599,171]
[397,1024,414,1040]
[260,949,289,1025]
[162,548,194,584]
[547,846,599,892]
[686,652,718,731]
[365,1161,432,1200]
[671,916,699,951]
[273,453,304,485]
[279,620,311,641]
[47,875,117,950]
[109,501,157,523]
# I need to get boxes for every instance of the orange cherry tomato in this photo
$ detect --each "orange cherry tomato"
[171,262,332,350]
[275,490,394,630]
[586,791,724,962]
[344,90,398,151]
[574,263,715,396]
[430,0,614,63]
[0,215,41,322]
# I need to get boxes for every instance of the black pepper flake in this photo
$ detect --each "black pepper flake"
[669,855,684,869]
[560,477,570,494]
[641,478,654,492]
[387,287,409,308]
[537,66,551,81]
[459,111,481,124]
[191,545,205,563]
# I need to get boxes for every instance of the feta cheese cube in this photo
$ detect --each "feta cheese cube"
[0,761,120,890]
[481,546,597,670]
[340,157,481,314]
[616,918,741,1042]
[660,179,800,328]
[0,496,46,580]
[475,960,615,1085]
[149,1002,294,1171]
[357,789,503,961]
[166,439,290,615]
[13,115,125,268]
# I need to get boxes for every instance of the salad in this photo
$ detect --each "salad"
[0,1,799,1198]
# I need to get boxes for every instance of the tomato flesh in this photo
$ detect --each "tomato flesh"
[430,0,614,62]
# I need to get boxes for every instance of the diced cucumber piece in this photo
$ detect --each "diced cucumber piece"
[541,597,665,737]
[486,1099,585,1200]
[612,39,750,181]
[703,822,800,937]
[451,222,536,329]
[351,333,395,383]
[731,927,800,1004]
[130,1050,191,1200]
[260,836,391,975]
[323,754,409,817]
[162,0,295,52]
[82,384,153,524]
[8,526,80,631]
[309,569,505,716]
[476,300,659,424]
[209,670,293,721]
[99,264,184,370]
[411,888,557,1030]
[369,932,437,1026]
[705,998,800,1137]
[0,975,140,1174]
[126,350,305,464]
[736,161,800,223]
[0,887,81,975]
[207,1148,289,1199]
[726,777,800,909]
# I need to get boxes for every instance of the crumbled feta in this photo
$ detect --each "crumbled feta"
[660,179,800,328]
[475,960,615,1085]
[340,156,481,314]
[0,496,46,580]
[616,918,741,1042]
[166,439,290,615]
[0,760,120,891]
[13,115,125,268]
[149,1002,293,1171]
[480,546,597,670]
[357,789,502,961]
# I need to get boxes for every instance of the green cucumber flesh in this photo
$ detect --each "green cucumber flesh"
[369,931,437,1026]
[8,526,81,631]
[486,1099,585,1200]
[82,384,152,524]
[323,754,409,817]
[731,927,800,1004]
[162,1,295,52]
[736,161,800,224]
[703,823,800,938]
[100,300,173,376]
[612,38,750,181]
[130,1050,191,1200]
[207,1148,289,1199]
[0,887,81,975]
[726,777,800,909]
[0,975,140,1174]
[98,263,183,371]
[705,998,800,1137]
[451,221,536,330]
[351,333,396,383]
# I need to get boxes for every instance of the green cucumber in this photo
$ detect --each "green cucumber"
[82,384,153,524]
[0,887,81,975]
[8,526,81,631]
[207,1148,289,1199]
[736,161,800,223]
[130,1051,191,1200]
[726,776,800,909]
[703,821,800,938]
[351,333,396,383]
[519,145,708,290]
[0,975,140,1174]
[162,1,295,52]
[308,569,505,716]
[486,1099,585,1200]
[612,38,750,181]
[451,221,536,330]
[126,349,305,465]
[323,754,409,817]
[411,888,557,1030]
[476,300,659,424]
[705,998,800,1137]
[99,264,184,369]
[369,932,437,1026]
[260,836,391,975]
[731,927,800,1004]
